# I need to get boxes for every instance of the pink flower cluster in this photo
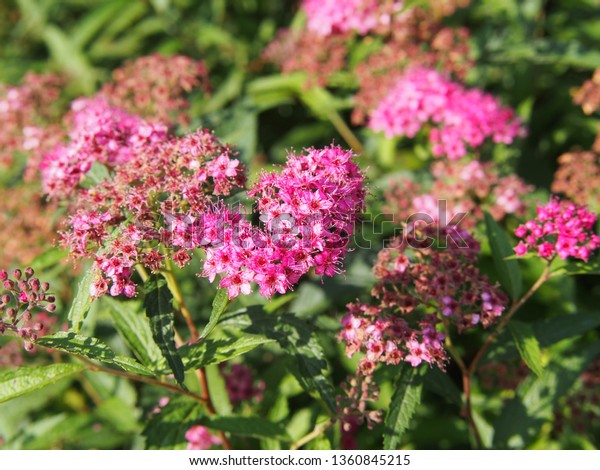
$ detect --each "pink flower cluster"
[385,160,532,229]
[368,68,525,159]
[0,72,66,178]
[514,198,600,262]
[185,425,221,450]
[58,125,244,298]
[302,0,402,37]
[221,364,265,405]
[197,145,366,298]
[100,53,210,127]
[41,97,168,199]
[0,267,56,351]
[340,226,507,374]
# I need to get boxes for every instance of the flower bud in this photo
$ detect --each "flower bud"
[3,280,14,290]
[47,304,56,312]
[41,282,50,291]
[12,269,22,280]
[24,267,34,278]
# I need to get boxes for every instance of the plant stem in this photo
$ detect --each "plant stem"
[444,326,482,449]
[78,356,208,404]
[290,420,333,450]
[468,262,552,377]
[160,265,232,450]
[454,261,552,448]
[326,109,364,154]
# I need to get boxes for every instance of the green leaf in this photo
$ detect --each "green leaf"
[199,288,229,339]
[179,334,275,370]
[493,340,600,448]
[484,211,522,300]
[143,276,185,386]
[67,268,96,334]
[509,321,544,377]
[384,366,424,450]
[206,416,290,441]
[0,364,84,404]
[423,367,462,406]
[143,396,205,449]
[102,298,166,371]
[550,257,600,277]
[36,332,153,376]
[222,308,337,413]
[80,162,110,188]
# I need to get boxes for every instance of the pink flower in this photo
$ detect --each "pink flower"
[185,425,221,450]
[514,197,600,262]
[302,0,402,37]
[368,68,525,160]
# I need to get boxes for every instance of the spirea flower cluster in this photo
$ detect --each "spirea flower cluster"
[368,68,524,159]
[196,145,365,299]
[50,99,365,300]
[385,160,532,229]
[40,97,169,200]
[0,72,66,178]
[0,267,56,351]
[552,151,600,209]
[340,226,507,374]
[101,54,210,127]
[185,425,221,450]
[302,0,403,37]
[514,198,600,262]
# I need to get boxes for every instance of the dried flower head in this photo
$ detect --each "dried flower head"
[552,151,600,209]
[101,54,210,127]
[340,225,507,374]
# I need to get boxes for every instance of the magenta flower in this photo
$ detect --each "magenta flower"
[368,68,525,160]
[514,197,600,262]
[185,425,221,450]
[302,0,402,37]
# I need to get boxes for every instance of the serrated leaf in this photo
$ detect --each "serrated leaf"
[0,364,84,403]
[206,416,290,441]
[36,332,153,376]
[199,288,229,339]
[67,268,96,333]
[220,307,337,413]
[102,297,166,370]
[509,321,544,377]
[143,276,185,386]
[485,212,522,300]
[493,340,600,448]
[384,366,424,450]
[179,334,275,370]
[143,396,205,449]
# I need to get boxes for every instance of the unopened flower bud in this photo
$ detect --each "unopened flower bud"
[47,295,55,303]
[4,280,14,290]
[47,304,56,312]
[6,308,17,320]
[13,269,22,280]
[0,271,7,281]
[24,267,34,278]
[22,311,32,321]
[24,342,34,352]
[41,282,50,291]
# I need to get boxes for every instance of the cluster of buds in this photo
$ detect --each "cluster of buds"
[385,160,532,230]
[0,267,56,351]
[336,374,382,433]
